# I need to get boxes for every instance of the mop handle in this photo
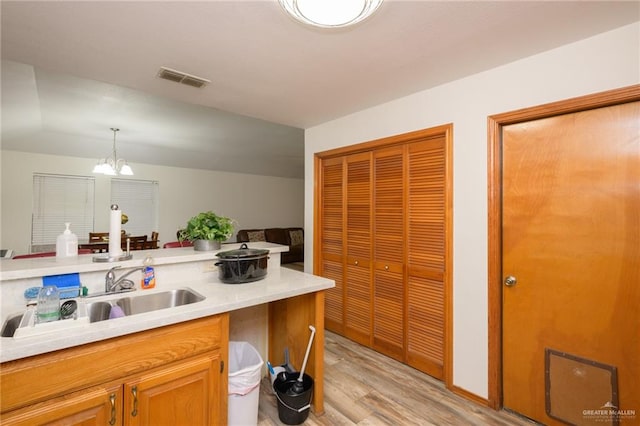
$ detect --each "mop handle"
[297,325,316,381]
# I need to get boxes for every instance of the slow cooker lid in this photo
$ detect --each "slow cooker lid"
[216,244,269,259]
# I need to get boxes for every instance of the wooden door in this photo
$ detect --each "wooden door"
[502,101,639,424]
[373,145,405,360]
[0,385,122,426]
[406,136,447,379]
[319,156,345,334]
[344,152,373,345]
[124,355,220,426]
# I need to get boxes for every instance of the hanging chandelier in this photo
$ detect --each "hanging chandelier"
[278,0,383,29]
[92,128,134,176]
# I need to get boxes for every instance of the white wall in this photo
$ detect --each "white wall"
[1,151,304,255]
[304,23,640,398]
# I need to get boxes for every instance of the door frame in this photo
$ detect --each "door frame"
[486,84,640,409]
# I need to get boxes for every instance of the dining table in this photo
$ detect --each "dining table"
[78,237,158,253]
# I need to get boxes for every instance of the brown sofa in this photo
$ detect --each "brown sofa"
[236,227,304,264]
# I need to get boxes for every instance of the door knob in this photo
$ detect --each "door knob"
[504,276,517,287]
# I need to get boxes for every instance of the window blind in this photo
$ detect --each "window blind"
[111,179,159,238]
[32,174,95,247]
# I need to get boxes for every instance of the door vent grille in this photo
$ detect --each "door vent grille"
[157,67,210,89]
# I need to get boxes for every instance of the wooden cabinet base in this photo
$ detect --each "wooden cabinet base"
[269,291,325,415]
[1,314,229,426]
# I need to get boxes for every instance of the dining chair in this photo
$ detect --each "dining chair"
[89,230,126,242]
[89,232,109,242]
[126,235,148,250]
[145,231,160,249]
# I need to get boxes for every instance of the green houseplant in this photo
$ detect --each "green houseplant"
[179,211,235,251]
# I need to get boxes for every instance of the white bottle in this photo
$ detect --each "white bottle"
[56,222,78,259]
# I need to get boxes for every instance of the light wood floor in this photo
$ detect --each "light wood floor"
[258,331,537,425]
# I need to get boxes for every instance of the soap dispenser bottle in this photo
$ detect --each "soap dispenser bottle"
[56,222,78,259]
[141,256,156,289]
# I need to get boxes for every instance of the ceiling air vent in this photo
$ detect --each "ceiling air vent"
[157,67,210,89]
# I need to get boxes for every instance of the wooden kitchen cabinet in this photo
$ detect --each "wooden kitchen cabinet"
[124,354,220,426]
[1,315,229,426]
[315,126,451,382]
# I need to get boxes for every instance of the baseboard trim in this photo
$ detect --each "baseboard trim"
[451,385,490,407]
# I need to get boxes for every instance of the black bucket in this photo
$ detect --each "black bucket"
[273,372,314,425]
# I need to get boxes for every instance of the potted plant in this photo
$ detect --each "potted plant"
[179,211,235,251]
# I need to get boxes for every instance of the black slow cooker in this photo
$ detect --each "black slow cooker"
[215,243,270,284]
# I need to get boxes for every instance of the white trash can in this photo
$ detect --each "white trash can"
[228,341,264,426]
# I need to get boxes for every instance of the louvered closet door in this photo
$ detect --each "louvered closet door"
[406,136,447,379]
[372,146,405,361]
[344,152,373,346]
[320,157,345,334]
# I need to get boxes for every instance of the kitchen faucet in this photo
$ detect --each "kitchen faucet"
[105,266,143,293]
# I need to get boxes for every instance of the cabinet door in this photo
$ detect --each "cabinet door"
[373,146,406,360]
[344,152,373,346]
[1,385,122,426]
[124,354,221,426]
[318,156,345,334]
[406,137,447,379]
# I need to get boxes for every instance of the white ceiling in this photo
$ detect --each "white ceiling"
[2,1,638,179]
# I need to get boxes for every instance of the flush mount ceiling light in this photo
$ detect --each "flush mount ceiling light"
[92,128,133,176]
[279,0,383,28]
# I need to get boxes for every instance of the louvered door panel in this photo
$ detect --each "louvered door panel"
[373,146,405,360]
[373,266,404,360]
[346,153,372,259]
[345,260,372,345]
[321,159,345,257]
[344,152,372,345]
[323,258,344,332]
[407,274,445,378]
[406,136,446,379]
[320,157,345,333]
[374,147,404,261]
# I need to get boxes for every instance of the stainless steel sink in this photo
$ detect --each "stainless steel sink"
[86,301,113,323]
[86,288,205,323]
[1,288,207,336]
[116,288,205,316]
[1,313,23,337]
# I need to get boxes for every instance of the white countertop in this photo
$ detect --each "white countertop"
[0,243,334,363]
[0,267,333,363]
[0,242,285,281]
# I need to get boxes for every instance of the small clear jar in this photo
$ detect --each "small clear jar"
[37,285,60,323]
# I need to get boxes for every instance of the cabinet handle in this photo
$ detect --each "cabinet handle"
[384,265,389,271]
[354,260,359,266]
[131,385,138,417]
[109,393,117,426]
[220,360,225,373]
